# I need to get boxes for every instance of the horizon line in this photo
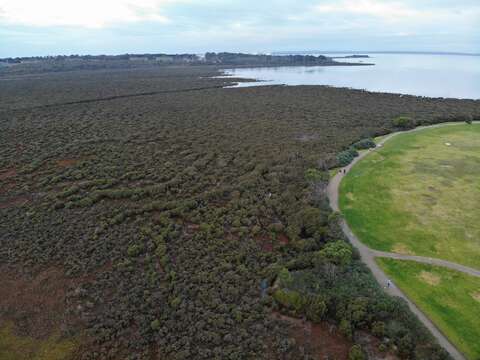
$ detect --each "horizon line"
[273,50,480,56]
[2,50,479,60]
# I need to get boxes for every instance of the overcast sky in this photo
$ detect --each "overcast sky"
[0,0,479,57]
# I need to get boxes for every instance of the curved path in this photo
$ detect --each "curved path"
[327,121,480,360]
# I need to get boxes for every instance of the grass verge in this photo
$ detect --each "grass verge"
[340,124,480,269]
[377,258,480,360]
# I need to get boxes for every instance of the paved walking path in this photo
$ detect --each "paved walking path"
[327,121,479,360]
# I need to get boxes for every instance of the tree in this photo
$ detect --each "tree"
[352,138,376,150]
[337,148,359,167]
[349,345,366,360]
[392,116,415,129]
[278,267,293,286]
[305,295,326,322]
[305,168,327,184]
[150,319,161,331]
[318,240,352,266]
[297,207,328,240]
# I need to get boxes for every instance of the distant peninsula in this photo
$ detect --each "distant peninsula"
[331,54,370,59]
[0,52,372,75]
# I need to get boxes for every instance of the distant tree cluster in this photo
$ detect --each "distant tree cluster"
[204,52,333,66]
[0,52,345,76]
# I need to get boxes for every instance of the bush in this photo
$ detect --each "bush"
[339,319,353,339]
[371,321,385,337]
[349,345,366,360]
[392,116,415,129]
[317,240,352,266]
[277,267,293,286]
[273,289,305,313]
[337,148,359,167]
[150,319,161,331]
[127,244,144,257]
[305,168,328,183]
[304,295,326,322]
[398,334,415,358]
[352,138,376,150]
[295,206,329,240]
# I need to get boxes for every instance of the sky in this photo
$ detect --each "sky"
[0,0,479,57]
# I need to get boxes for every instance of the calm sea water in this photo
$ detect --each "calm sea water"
[224,53,480,99]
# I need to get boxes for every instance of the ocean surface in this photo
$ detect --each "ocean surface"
[223,53,480,99]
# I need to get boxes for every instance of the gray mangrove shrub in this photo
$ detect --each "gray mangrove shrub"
[337,148,359,167]
[352,138,376,150]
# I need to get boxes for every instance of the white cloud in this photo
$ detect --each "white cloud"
[313,0,480,24]
[0,0,175,28]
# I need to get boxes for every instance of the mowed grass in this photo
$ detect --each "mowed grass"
[0,323,78,360]
[340,124,480,269]
[377,258,480,359]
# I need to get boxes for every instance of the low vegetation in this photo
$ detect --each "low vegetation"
[0,323,78,360]
[337,148,359,167]
[1,65,479,358]
[273,243,450,359]
[377,259,480,359]
[392,115,416,129]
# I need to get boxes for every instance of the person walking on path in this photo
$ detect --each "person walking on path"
[386,279,392,289]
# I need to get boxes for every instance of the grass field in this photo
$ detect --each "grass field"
[340,124,480,269]
[377,258,480,359]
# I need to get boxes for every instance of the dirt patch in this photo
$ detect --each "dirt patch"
[392,243,414,255]
[421,193,437,206]
[296,134,319,142]
[56,159,80,167]
[355,330,399,360]
[184,221,200,234]
[0,266,84,340]
[255,234,273,252]
[471,292,480,303]
[346,192,355,201]
[371,154,385,163]
[277,233,289,245]
[418,271,441,286]
[0,195,29,209]
[0,168,17,180]
[273,312,351,359]
[0,182,15,195]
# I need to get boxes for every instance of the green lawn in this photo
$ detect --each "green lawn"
[340,124,480,269]
[377,258,480,359]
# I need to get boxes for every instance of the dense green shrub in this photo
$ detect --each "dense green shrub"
[352,138,376,150]
[273,289,305,313]
[295,207,329,240]
[150,319,161,331]
[317,240,353,266]
[392,116,415,129]
[127,243,144,257]
[371,321,386,337]
[337,148,359,167]
[305,168,328,183]
[340,319,353,339]
[349,345,366,360]
[277,267,293,286]
[304,295,327,322]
